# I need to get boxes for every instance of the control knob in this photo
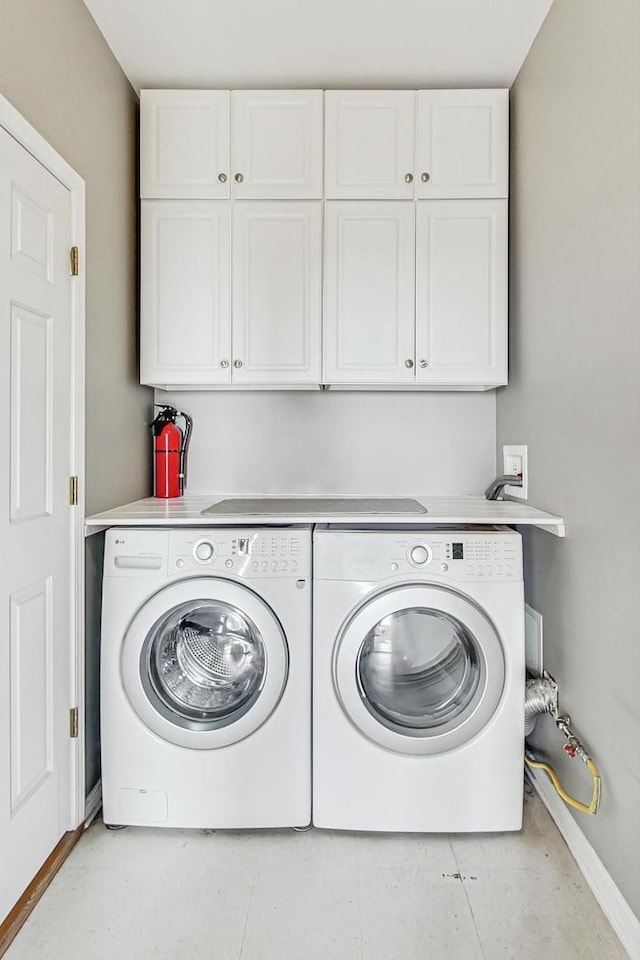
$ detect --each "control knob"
[409,545,430,565]
[194,540,215,563]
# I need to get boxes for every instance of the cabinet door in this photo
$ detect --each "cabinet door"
[141,201,231,386]
[324,202,415,383]
[325,92,416,199]
[232,203,322,383]
[416,90,508,199]
[231,91,323,199]
[140,90,230,199]
[415,200,507,386]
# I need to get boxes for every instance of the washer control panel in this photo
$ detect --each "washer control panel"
[171,529,308,577]
[104,528,310,579]
[315,528,522,583]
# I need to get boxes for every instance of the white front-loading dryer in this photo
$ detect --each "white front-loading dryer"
[313,526,525,832]
[101,526,311,829]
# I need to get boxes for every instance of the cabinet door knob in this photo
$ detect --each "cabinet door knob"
[218,173,228,183]
[220,359,229,368]
[421,172,430,183]
[234,173,244,183]
[405,359,414,368]
[233,359,243,368]
[404,173,414,183]
[419,359,428,368]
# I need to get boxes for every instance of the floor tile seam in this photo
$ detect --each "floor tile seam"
[459,864,597,916]
[355,870,364,960]
[237,870,258,960]
[461,874,593,922]
[354,862,459,878]
[450,835,489,960]
[253,861,360,879]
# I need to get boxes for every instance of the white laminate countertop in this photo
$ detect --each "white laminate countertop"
[85,495,566,536]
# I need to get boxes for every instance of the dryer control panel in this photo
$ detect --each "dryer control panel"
[104,527,311,579]
[314,527,522,583]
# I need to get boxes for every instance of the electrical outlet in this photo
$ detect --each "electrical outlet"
[502,444,528,500]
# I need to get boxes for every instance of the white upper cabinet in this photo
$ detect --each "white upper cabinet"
[415,200,507,386]
[141,90,323,200]
[324,202,416,383]
[232,202,322,383]
[324,89,508,200]
[230,91,323,199]
[324,92,416,200]
[141,199,322,387]
[141,201,232,386]
[140,91,231,199]
[140,89,510,390]
[416,90,509,198]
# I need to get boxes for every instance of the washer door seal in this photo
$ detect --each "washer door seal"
[121,577,288,749]
[333,584,505,756]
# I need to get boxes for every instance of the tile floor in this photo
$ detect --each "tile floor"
[5,782,627,960]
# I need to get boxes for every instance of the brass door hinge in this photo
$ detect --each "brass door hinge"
[69,476,78,506]
[70,707,79,738]
[70,246,79,276]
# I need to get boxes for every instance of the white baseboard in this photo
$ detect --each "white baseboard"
[84,780,102,828]
[526,767,640,960]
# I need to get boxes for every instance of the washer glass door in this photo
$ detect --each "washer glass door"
[144,599,266,730]
[121,578,288,750]
[334,584,506,756]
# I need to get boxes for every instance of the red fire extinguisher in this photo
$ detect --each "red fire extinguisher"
[151,406,193,498]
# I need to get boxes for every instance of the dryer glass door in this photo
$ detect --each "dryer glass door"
[357,608,481,732]
[334,584,506,756]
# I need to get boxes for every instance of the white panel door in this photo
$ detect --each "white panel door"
[232,202,322,383]
[0,127,73,922]
[415,200,507,386]
[324,202,416,383]
[140,90,231,199]
[325,91,416,199]
[231,91,323,199]
[141,201,232,386]
[416,90,509,199]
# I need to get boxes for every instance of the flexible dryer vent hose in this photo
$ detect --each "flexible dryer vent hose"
[524,675,601,815]
[524,677,558,736]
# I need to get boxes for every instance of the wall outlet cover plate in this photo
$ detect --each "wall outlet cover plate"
[503,444,528,499]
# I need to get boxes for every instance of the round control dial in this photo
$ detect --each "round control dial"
[409,544,430,566]
[193,539,216,563]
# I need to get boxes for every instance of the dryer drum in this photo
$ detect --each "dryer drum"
[144,600,267,725]
[357,608,482,731]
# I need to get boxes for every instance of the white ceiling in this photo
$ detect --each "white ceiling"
[82,0,554,92]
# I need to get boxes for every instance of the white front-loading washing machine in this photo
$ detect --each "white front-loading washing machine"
[313,525,525,832]
[101,526,311,829]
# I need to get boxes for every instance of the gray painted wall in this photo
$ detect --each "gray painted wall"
[161,390,497,496]
[0,0,152,796]
[498,0,640,918]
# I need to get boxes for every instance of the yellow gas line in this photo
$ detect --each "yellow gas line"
[525,751,601,815]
